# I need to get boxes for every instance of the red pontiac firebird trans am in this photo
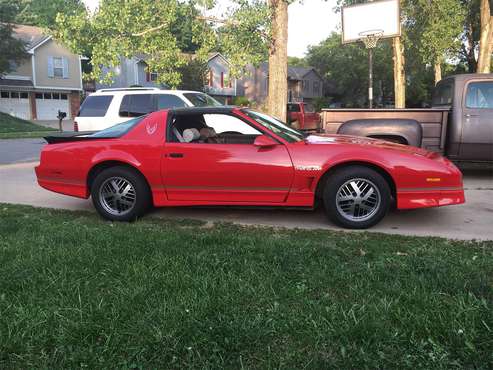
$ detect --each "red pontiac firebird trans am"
[35,107,465,229]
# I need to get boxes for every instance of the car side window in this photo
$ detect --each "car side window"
[119,94,154,117]
[465,82,493,109]
[168,113,261,144]
[156,94,187,109]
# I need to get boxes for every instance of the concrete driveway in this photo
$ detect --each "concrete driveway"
[0,160,492,241]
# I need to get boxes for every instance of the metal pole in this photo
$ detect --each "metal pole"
[368,48,373,109]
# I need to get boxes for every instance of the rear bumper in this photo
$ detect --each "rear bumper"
[396,187,465,209]
[35,165,89,199]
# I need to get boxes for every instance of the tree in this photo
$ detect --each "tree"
[477,0,493,72]
[214,0,292,119]
[266,0,289,120]
[337,0,406,107]
[405,0,465,84]
[54,0,213,87]
[306,32,394,107]
[0,0,28,75]
[15,0,85,28]
[458,0,480,73]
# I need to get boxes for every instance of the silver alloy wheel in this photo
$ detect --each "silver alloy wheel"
[99,176,136,216]
[335,178,381,222]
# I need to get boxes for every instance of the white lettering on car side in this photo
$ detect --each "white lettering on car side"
[294,165,322,171]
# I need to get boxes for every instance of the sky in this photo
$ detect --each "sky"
[81,0,340,57]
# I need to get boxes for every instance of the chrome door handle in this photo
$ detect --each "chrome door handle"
[465,114,479,118]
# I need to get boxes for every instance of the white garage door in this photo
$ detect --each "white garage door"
[0,91,30,119]
[35,92,70,120]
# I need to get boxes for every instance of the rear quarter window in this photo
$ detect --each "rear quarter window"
[119,94,155,117]
[78,95,113,117]
[432,79,454,106]
[156,94,187,109]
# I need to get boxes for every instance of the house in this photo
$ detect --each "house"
[204,53,237,104]
[238,63,324,105]
[93,54,167,92]
[0,24,83,120]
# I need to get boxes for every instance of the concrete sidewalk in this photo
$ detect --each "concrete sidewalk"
[1,161,492,241]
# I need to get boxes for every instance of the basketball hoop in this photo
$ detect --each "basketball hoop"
[358,29,384,49]
[358,29,383,109]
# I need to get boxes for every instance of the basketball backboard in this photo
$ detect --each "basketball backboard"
[342,0,401,44]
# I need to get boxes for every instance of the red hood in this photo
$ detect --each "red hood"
[304,134,436,158]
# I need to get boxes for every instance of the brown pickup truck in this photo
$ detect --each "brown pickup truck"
[319,74,493,163]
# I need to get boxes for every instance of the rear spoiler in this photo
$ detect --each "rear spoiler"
[43,131,99,144]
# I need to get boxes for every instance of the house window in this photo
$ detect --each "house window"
[53,57,64,78]
[1,91,9,98]
[146,67,158,82]
[303,80,309,91]
[313,81,319,94]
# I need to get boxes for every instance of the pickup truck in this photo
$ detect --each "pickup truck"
[320,74,493,163]
[287,102,321,130]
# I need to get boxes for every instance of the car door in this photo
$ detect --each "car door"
[461,80,493,161]
[162,113,294,203]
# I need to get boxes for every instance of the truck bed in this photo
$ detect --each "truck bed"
[321,108,450,154]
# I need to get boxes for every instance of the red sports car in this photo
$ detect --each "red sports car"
[35,107,465,229]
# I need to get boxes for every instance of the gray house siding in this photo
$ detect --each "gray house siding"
[204,53,236,102]
[95,57,164,90]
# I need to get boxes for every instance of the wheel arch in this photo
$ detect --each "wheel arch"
[315,161,397,201]
[87,160,152,195]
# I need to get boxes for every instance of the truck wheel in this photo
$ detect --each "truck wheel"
[323,166,390,229]
[91,166,151,222]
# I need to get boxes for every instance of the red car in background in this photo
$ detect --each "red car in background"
[287,102,321,131]
[36,107,464,229]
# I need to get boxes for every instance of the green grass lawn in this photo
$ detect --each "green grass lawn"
[0,112,56,139]
[0,204,491,368]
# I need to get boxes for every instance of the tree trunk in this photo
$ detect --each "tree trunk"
[477,0,493,73]
[267,0,288,121]
[392,36,405,108]
[434,60,442,85]
[465,21,478,73]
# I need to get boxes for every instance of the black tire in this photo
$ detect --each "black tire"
[91,166,151,221]
[323,166,390,229]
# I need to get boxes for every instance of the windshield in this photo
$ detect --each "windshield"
[88,116,144,138]
[184,93,222,107]
[242,110,304,143]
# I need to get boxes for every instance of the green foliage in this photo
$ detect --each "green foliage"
[216,0,271,77]
[232,95,251,106]
[306,32,394,107]
[0,1,29,75]
[0,204,492,368]
[287,56,308,67]
[177,58,207,91]
[14,0,85,28]
[406,0,465,66]
[54,0,214,87]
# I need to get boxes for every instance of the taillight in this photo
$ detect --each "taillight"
[74,121,79,132]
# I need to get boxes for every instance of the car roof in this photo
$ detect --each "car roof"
[90,89,206,96]
[169,106,238,115]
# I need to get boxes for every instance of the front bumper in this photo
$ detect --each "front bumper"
[396,187,465,209]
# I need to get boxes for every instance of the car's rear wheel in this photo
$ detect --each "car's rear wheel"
[91,166,150,221]
[323,166,390,229]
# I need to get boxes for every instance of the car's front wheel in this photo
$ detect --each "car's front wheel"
[91,166,151,221]
[323,166,391,229]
